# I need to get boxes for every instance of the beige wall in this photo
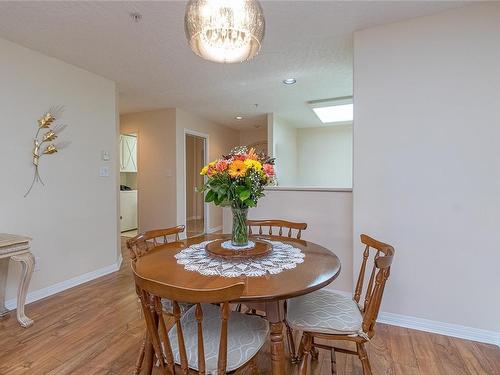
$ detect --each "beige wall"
[239,127,268,149]
[354,3,500,333]
[0,37,119,301]
[121,108,238,234]
[297,124,352,188]
[120,109,177,232]
[223,190,353,292]
[176,109,240,232]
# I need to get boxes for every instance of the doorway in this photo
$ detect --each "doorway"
[185,133,206,237]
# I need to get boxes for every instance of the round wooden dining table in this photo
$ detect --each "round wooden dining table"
[134,233,341,375]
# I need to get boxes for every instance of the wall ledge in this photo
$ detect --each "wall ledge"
[5,255,123,311]
[326,287,499,347]
[265,186,352,192]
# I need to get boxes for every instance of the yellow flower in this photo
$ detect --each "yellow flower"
[243,159,262,171]
[228,160,248,178]
[200,165,209,175]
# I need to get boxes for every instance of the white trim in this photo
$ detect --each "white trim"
[4,256,123,311]
[325,288,499,347]
[207,225,222,234]
[265,186,352,193]
[378,311,500,347]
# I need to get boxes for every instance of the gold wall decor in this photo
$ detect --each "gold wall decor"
[24,106,67,197]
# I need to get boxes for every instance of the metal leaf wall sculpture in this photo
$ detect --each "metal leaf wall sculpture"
[24,106,67,197]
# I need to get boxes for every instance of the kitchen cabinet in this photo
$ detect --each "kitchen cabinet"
[120,134,137,172]
[120,190,137,232]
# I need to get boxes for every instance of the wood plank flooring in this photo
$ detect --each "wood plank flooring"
[0,238,498,375]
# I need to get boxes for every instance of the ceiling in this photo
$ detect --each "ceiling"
[0,1,469,129]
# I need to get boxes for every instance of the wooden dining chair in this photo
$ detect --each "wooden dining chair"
[127,225,191,375]
[247,219,307,240]
[127,225,185,262]
[285,234,395,375]
[132,263,269,375]
[245,219,308,356]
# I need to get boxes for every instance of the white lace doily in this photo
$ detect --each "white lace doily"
[175,240,305,277]
[220,240,255,250]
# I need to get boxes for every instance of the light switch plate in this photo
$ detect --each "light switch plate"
[101,150,110,161]
[99,166,110,177]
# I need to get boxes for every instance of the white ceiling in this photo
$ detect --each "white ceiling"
[0,1,469,129]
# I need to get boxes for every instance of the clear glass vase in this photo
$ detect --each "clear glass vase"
[231,207,249,247]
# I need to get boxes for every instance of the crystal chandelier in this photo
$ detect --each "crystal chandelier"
[184,0,265,63]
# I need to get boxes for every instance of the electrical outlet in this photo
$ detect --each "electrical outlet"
[34,256,41,272]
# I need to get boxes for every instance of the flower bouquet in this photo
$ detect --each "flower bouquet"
[200,146,275,246]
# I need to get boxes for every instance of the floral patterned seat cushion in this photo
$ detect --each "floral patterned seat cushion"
[161,299,193,315]
[168,303,269,373]
[286,289,363,335]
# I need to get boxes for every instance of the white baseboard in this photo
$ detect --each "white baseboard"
[378,311,500,347]
[326,287,499,347]
[5,256,123,311]
[207,225,222,233]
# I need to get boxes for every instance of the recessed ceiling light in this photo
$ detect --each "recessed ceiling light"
[129,12,142,22]
[235,116,243,120]
[309,97,353,124]
[283,78,297,85]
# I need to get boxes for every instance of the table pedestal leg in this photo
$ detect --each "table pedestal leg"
[11,252,34,328]
[265,300,286,375]
[0,258,9,319]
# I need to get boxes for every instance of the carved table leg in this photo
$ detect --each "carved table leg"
[0,258,10,319]
[11,252,34,328]
[265,300,285,375]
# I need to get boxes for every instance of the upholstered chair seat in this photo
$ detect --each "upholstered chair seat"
[161,299,193,316]
[168,303,269,373]
[285,234,395,375]
[287,289,363,335]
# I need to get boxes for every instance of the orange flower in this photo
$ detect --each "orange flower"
[246,147,258,160]
[228,160,248,178]
[215,159,229,172]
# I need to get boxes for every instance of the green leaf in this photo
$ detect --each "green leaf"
[205,190,216,203]
[239,189,251,201]
[245,199,257,208]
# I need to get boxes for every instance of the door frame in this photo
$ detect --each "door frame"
[183,129,209,235]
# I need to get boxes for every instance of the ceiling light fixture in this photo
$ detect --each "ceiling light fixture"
[129,12,142,23]
[283,78,296,85]
[235,116,244,120]
[309,96,353,124]
[184,0,265,64]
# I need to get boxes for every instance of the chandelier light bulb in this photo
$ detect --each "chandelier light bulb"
[185,0,265,63]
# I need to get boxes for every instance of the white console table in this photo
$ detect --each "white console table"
[0,234,35,328]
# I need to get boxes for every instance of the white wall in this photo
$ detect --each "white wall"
[354,3,500,334]
[120,109,177,232]
[176,109,240,232]
[269,114,352,188]
[0,37,119,301]
[223,190,353,292]
[297,124,352,188]
[270,114,298,186]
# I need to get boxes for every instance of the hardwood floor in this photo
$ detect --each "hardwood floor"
[0,238,498,375]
